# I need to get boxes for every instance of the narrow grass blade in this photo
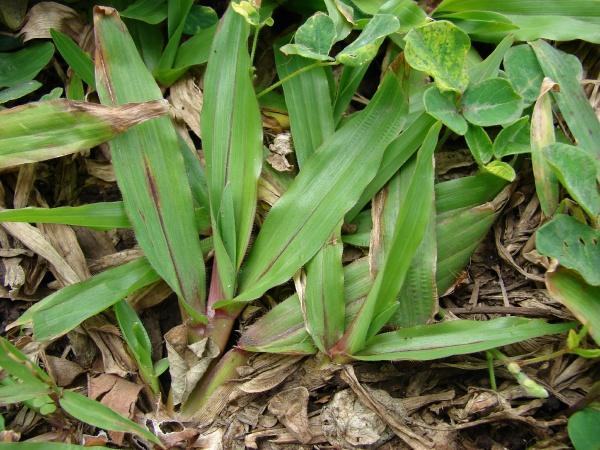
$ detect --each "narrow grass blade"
[202,6,263,297]
[468,34,513,84]
[333,64,369,124]
[530,78,559,216]
[353,317,574,361]
[0,80,42,104]
[338,122,441,355]
[94,7,206,322]
[50,29,95,87]
[226,62,409,306]
[0,99,167,168]
[530,40,600,172]
[0,384,51,404]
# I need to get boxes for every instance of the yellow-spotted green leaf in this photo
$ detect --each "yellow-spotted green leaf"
[461,78,523,126]
[231,1,272,27]
[545,143,600,219]
[280,12,336,61]
[546,268,600,345]
[404,21,470,93]
[353,317,574,361]
[433,10,517,44]
[493,116,531,158]
[464,124,493,164]
[59,390,163,447]
[336,14,400,66]
[537,215,600,286]
[568,408,600,450]
[0,42,54,88]
[339,122,441,355]
[530,40,600,171]
[94,6,206,322]
[120,0,167,24]
[530,78,559,216]
[0,99,167,168]
[423,86,467,135]
[202,6,263,297]
[0,80,42,104]
[483,160,516,182]
[503,44,544,105]
[50,29,95,87]
[223,63,409,307]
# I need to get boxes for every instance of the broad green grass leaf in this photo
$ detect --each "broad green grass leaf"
[19,258,160,341]
[545,143,600,218]
[530,79,559,216]
[0,80,41,104]
[114,300,159,393]
[468,34,513,83]
[127,20,164,72]
[0,42,54,88]
[173,25,216,71]
[434,11,517,43]
[493,116,531,158]
[0,444,106,450]
[423,86,467,135]
[0,337,53,386]
[404,21,470,93]
[184,5,218,34]
[461,78,523,126]
[503,44,544,105]
[435,172,507,213]
[546,268,600,346]
[59,390,162,447]
[202,6,263,297]
[120,0,167,24]
[280,12,336,61]
[464,125,493,164]
[530,40,600,170]
[0,383,51,404]
[339,122,441,354]
[226,64,409,307]
[537,215,600,286]
[336,14,400,66]
[0,99,167,168]
[484,160,516,182]
[50,29,95,87]
[94,6,206,320]
[568,407,600,450]
[332,63,369,124]
[353,317,573,360]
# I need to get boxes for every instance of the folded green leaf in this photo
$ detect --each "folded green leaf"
[404,21,470,93]
[202,6,263,297]
[94,6,206,321]
[537,215,600,286]
[461,78,522,126]
[0,99,167,168]
[424,86,466,135]
[0,42,54,88]
[353,317,574,360]
[228,62,409,306]
[503,44,544,105]
[280,12,336,61]
[50,29,95,87]
[59,390,163,447]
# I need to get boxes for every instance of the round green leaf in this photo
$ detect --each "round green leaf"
[483,160,515,182]
[568,408,600,450]
[404,20,470,93]
[461,77,523,126]
[503,44,544,105]
[493,116,531,158]
[423,85,467,135]
[464,124,493,164]
[280,12,336,61]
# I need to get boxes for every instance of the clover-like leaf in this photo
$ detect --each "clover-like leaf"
[336,14,400,66]
[404,20,470,93]
[537,215,600,286]
[465,124,493,165]
[461,78,523,126]
[503,44,544,106]
[280,12,336,61]
[493,116,531,158]
[423,85,467,135]
[483,160,515,182]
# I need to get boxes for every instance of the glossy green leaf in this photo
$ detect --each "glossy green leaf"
[568,407,600,450]
[545,144,600,218]
[537,215,600,286]
[0,80,41,104]
[546,268,600,346]
[336,14,400,66]
[464,125,493,165]
[114,300,159,393]
[423,86,466,135]
[461,78,522,126]
[484,160,516,182]
[280,12,336,61]
[340,122,441,354]
[120,0,167,24]
[50,29,95,87]
[404,21,470,93]
[530,40,600,170]
[0,99,167,168]
[493,116,530,158]
[59,390,162,447]
[0,42,54,88]
[184,5,218,34]
[503,44,544,105]
[94,7,206,321]
[227,64,409,306]
[202,6,263,297]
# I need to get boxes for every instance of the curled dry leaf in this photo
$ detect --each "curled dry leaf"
[20,1,86,42]
[267,132,295,172]
[267,386,311,444]
[44,354,85,387]
[169,75,203,138]
[84,317,136,377]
